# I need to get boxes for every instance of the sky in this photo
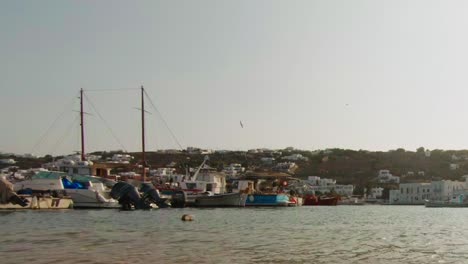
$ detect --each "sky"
[2,0,468,156]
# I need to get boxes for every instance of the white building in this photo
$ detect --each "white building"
[389,180,468,205]
[306,176,336,186]
[377,170,400,183]
[334,185,354,196]
[305,176,352,196]
[274,162,297,173]
[430,180,465,201]
[389,183,432,205]
[282,154,308,161]
[42,154,93,175]
[111,154,133,163]
[368,187,384,199]
[223,163,245,179]
[307,176,321,185]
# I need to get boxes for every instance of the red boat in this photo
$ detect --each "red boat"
[303,194,339,206]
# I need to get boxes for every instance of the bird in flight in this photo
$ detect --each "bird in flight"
[240,121,244,128]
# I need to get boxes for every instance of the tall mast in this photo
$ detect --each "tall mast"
[80,88,85,161]
[141,86,146,182]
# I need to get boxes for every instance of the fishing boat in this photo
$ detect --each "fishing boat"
[232,179,295,206]
[245,193,291,206]
[156,156,242,207]
[194,192,247,207]
[303,194,339,206]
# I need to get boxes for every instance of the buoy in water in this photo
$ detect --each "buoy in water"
[181,214,194,221]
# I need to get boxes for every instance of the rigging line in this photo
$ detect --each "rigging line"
[84,88,140,92]
[143,90,184,150]
[83,93,128,152]
[31,92,79,154]
[49,115,79,155]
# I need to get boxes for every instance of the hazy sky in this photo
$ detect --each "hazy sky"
[2,1,468,156]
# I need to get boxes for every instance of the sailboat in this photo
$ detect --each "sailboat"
[14,88,120,209]
[108,86,186,209]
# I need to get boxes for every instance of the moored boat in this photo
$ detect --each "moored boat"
[303,194,339,206]
[245,193,291,206]
[14,171,120,209]
[425,194,468,208]
[194,192,247,207]
[1,177,73,210]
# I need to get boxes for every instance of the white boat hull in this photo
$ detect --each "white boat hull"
[66,189,120,209]
[195,193,247,207]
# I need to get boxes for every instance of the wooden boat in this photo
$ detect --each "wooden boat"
[303,194,339,206]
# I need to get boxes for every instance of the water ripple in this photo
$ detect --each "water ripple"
[1,206,468,263]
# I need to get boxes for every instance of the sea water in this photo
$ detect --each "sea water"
[1,206,468,264]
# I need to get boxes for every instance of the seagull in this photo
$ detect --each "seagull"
[240,121,244,128]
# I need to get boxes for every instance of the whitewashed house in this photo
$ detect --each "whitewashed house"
[369,187,384,199]
[282,154,308,161]
[334,185,354,196]
[430,180,465,201]
[389,183,432,205]
[377,170,400,183]
[305,176,352,196]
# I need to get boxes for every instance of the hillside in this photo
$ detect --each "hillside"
[3,148,468,188]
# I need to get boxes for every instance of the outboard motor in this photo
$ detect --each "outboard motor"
[171,190,187,208]
[139,183,171,208]
[110,182,149,210]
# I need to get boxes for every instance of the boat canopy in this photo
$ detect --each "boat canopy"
[71,175,116,188]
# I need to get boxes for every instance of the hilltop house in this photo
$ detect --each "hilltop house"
[377,170,400,183]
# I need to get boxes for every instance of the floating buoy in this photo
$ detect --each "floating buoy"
[181,214,194,221]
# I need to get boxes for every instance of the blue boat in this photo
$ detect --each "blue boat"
[245,194,291,206]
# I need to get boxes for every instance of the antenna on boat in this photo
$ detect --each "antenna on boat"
[80,88,85,162]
